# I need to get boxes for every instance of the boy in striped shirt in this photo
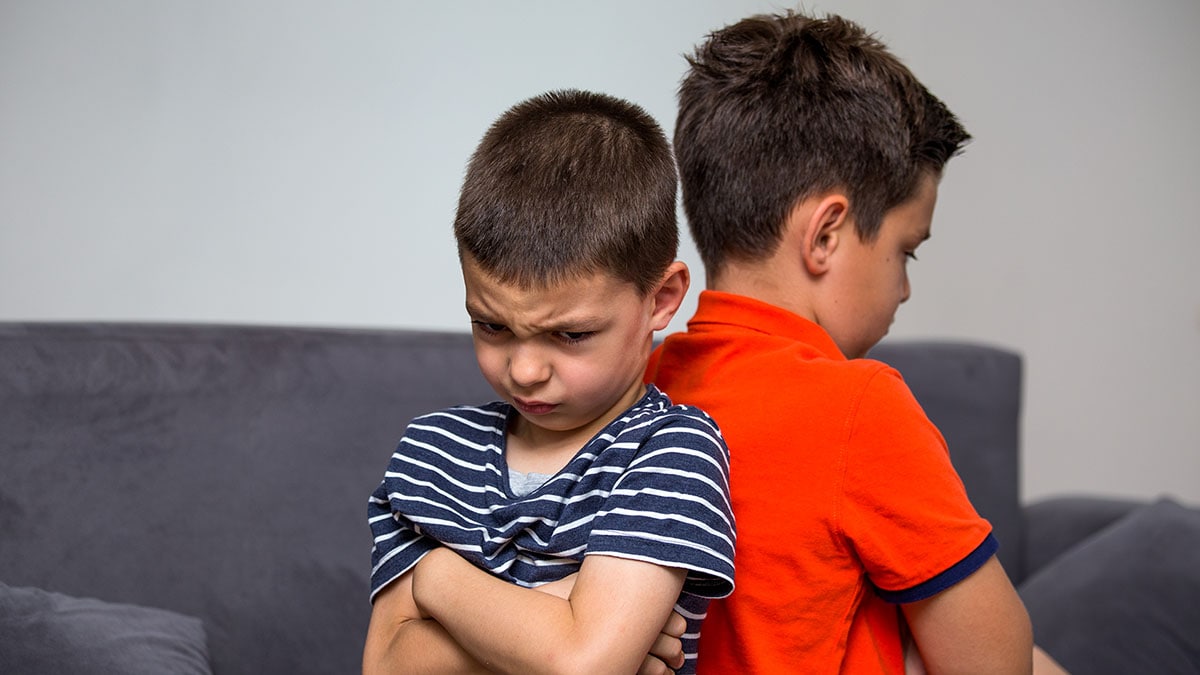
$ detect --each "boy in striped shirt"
[364,89,735,675]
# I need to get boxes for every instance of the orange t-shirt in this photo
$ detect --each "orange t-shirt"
[647,291,995,674]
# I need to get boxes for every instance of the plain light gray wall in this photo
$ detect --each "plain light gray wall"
[2,0,1197,505]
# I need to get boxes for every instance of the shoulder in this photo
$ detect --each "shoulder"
[845,360,929,427]
[630,386,725,446]
[745,335,891,393]
[393,402,509,464]
[597,389,731,486]
[775,354,914,416]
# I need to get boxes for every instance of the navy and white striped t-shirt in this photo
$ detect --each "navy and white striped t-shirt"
[368,384,735,672]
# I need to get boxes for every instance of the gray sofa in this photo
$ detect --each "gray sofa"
[1,323,1195,674]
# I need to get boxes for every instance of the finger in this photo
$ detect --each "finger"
[637,654,674,675]
[647,632,684,670]
[664,610,687,638]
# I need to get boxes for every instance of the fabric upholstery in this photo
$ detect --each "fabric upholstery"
[4,322,1162,672]
[1021,495,1144,578]
[1020,498,1200,673]
[0,323,493,675]
[0,582,211,674]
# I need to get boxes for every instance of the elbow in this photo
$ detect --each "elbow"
[362,617,419,675]
[1016,610,1036,673]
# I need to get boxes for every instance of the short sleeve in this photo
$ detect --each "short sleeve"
[367,454,439,602]
[586,411,736,599]
[838,366,994,600]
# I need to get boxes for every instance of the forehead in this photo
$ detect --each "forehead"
[461,256,642,324]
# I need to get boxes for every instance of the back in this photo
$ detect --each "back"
[648,291,993,673]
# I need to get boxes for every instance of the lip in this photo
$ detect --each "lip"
[513,397,557,416]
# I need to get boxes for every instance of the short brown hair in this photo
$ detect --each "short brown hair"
[454,89,678,295]
[675,11,970,275]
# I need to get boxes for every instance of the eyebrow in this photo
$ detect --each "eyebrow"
[465,302,606,333]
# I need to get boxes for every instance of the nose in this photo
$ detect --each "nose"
[508,344,551,388]
[900,274,912,304]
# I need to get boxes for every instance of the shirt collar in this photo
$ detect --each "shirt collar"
[688,290,847,361]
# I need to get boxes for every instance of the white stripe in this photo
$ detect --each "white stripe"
[594,506,735,550]
[630,445,729,485]
[673,603,707,621]
[370,536,425,577]
[609,485,733,529]
[387,453,493,494]
[418,408,506,432]
[398,495,564,541]
[397,436,499,474]
[409,422,500,455]
[614,466,734,515]
[591,529,735,570]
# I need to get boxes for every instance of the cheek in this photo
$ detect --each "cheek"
[562,350,628,395]
[884,257,907,293]
[554,355,601,391]
[473,345,506,381]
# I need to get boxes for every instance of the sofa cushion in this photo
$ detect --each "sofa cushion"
[0,582,212,674]
[1019,498,1200,674]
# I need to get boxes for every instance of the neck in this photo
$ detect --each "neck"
[709,257,818,323]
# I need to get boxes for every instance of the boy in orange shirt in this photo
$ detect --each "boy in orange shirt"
[648,10,1059,673]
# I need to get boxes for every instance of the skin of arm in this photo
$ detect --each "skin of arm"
[362,557,688,675]
[411,546,688,675]
[362,570,490,675]
[514,573,688,675]
[901,555,1035,675]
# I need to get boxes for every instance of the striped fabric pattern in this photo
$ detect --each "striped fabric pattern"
[368,385,735,672]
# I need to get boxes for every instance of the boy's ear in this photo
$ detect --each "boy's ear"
[796,194,851,276]
[648,261,690,331]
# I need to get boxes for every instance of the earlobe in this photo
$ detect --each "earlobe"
[649,261,690,330]
[800,195,849,276]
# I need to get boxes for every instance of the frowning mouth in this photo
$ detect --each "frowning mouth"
[513,397,557,416]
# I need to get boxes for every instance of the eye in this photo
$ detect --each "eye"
[471,321,508,336]
[555,331,595,345]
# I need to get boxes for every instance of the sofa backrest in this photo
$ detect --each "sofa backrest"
[0,323,494,675]
[0,324,1023,673]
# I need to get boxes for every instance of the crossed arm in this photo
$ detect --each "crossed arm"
[363,547,687,675]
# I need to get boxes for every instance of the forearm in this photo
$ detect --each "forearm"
[363,572,492,675]
[412,549,591,675]
[412,548,680,675]
[363,617,490,675]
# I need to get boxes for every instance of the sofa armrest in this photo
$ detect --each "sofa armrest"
[1022,495,1144,578]
[1017,497,1200,674]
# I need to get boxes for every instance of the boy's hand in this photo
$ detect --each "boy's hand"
[640,610,686,674]
[534,572,687,674]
